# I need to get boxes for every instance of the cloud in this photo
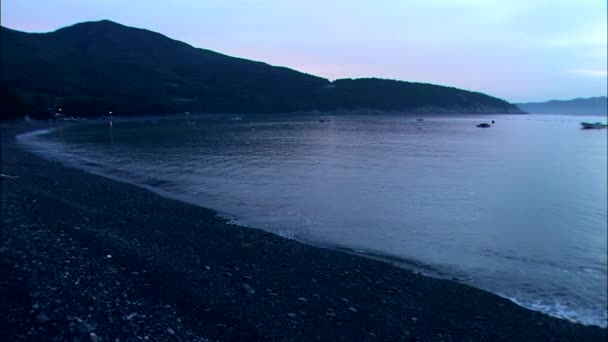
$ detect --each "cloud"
[568,69,608,77]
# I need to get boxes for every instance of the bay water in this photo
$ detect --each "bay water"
[19,113,607,327]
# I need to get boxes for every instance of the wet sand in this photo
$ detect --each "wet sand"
[1,121,606,341]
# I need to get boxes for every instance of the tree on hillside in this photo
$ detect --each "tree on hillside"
[0,84,25,120]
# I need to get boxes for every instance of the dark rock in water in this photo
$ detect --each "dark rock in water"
[477,123,491,128]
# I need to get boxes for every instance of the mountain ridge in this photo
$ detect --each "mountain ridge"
[516,97,607,116]
[1,20,524,118]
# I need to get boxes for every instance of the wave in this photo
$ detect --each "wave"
[500,294,607,328]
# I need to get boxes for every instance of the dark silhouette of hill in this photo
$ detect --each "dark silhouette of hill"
[517,97,607,116]
[1,20,523,119]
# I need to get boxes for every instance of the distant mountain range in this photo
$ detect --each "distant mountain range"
[1,20,523,119]
[516,97,607,116]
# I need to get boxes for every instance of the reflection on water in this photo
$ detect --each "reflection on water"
[19,114,608,327]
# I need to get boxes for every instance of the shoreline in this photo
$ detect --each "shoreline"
[2,121,606,341]
[15,117,607,327]
[16,126,454,276]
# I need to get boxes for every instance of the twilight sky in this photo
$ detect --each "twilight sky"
[1,0,606,102]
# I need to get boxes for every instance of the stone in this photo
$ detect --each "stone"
[242,283,255,295]
[36,312,50,323]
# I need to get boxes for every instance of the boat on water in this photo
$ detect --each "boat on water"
[476,123,491,128]
[580,122,608,129]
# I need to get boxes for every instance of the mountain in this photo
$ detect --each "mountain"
[1,20,523,118]
[516,97,607,116]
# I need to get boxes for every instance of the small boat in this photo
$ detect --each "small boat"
[580,122,608,129]
[476,123,491,128]
[416,118,424,122]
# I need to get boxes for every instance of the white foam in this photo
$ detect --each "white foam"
[276,230,295,240]
[499,293,608,328]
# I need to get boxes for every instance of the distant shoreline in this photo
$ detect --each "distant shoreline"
[19,109,529,124]
[1,121,605,341]
[516,96,608,116]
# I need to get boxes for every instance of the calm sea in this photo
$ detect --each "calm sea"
[19,113,608,327]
